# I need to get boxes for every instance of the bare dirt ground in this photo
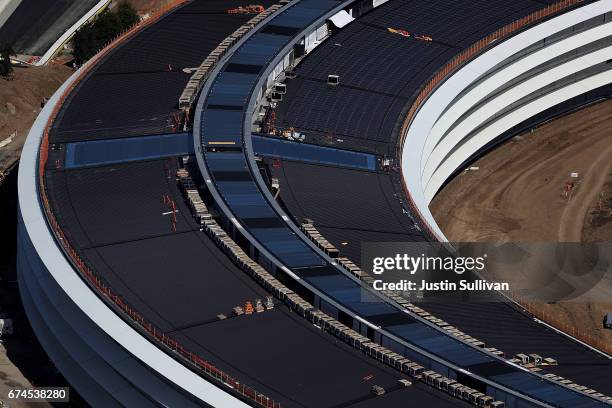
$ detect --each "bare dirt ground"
[0,64,80,406]
[431,100,612,351]
[0,64,73,172]
[0,344,48,408]
[112,0,172,15]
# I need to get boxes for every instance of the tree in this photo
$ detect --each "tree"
[0,44,15,78]
[72,21,98,64]
[116,2,139,28]
[71,2,140,64]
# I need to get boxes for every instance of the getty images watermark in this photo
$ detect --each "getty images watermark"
[369,252,506,292]
[362,242,612,303]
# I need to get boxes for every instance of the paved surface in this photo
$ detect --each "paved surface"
[0,0,21,29]
[0,0,101,55]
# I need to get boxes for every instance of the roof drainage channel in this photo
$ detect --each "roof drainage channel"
[194,0,607,407]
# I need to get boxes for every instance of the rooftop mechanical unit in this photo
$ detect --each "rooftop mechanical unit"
[328,74,340,86]
[274,83,287,94]
[271,92,283,102]
[529,354,542,365]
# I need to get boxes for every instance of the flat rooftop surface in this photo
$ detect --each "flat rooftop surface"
[40,0,612,405]
[270,0,612,396]
[50,0,276,142]
[267,159,424,262]
[45,157,471,407]
[269,157,612,395]
[40,1,473,406]
[275,0,553,155]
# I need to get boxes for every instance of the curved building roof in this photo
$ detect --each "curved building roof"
[27,0,612,406]
[34,0,476,406]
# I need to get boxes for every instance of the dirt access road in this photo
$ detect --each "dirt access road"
[431,99,612,350]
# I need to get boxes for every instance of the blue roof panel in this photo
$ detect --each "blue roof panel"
[270,0,338,28]
[201,110,243,145]
[306,275,359,292]
[252,134,377,170]
[206,152,247,171]
[230,33,289,65]
[208,72,258,107]
[251,227,324,267]
[65,132,192,168]
[492,372,597,407]
[348,301,399,317]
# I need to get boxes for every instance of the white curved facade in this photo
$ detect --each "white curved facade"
[16,60,248,408]
[401,0,612,239]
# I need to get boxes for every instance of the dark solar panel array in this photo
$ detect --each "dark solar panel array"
[421,301,612,395]
[199,0,602,407]
[197,0,611,405]
[47,160,196,249]
[275,0,552,156]
[52,70,190,142]
[49,0,276,143]
[47,158,460,408]
[41,2,469,405]
[172,308,468,408]
[357,0,544,48]
[279,78,409,152]
[268,160,424,260]
[271,0,612,398]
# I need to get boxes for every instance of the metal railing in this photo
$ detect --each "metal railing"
[36,1,281,406]
[396,0,612,356]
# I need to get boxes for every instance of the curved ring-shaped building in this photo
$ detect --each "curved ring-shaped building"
[16,0,612,407]
[401,0,612,239]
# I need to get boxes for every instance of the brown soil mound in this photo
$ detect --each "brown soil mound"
[430,100,612,351]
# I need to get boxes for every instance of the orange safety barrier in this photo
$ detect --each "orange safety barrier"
[37,1,281,407]
[396,0,612,355]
